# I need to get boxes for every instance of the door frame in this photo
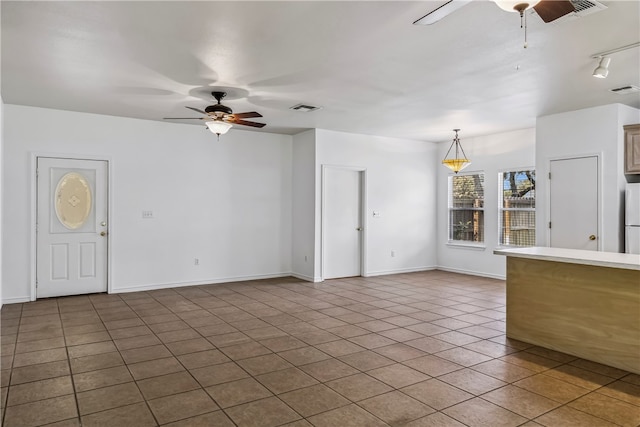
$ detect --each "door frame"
[320,164,367,281]
[546,152,602,251]
[30,152,113,301]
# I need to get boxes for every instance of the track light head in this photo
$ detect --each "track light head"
[592,56,611,79]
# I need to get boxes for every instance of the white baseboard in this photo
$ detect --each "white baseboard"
[365,266,437,277]
[436,266,506,280]
[290,273,322,282]
[2,296,32,305]
[113,272,293,294]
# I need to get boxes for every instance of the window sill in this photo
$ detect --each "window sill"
[446,242,487,251]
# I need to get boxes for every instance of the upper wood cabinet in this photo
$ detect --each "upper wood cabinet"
[625,124,640,174]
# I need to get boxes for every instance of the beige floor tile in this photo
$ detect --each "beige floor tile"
[206,377,272,408]
[238,353,293,376]
[597,380,640,406]
[315,339,366,357]
[299,358,359,382]
[177,349,230,369]
[443,397,527,427]
[120,344,172,364]
[224,396,301,427]
[404,355,463,377]
[15,337,66,354]
[405,323,449,336]
[373,343,426,362]
[73,365,133,392]
[278,346,332,366]
[76,381,143,415]
[401,378,473,410]
[544,364,616,390]
[535,406,619,427]
[470,359,537,383]
[148,389,219,425]
[67,341,117,359]
[165,337,214,356]
[259,336,306,352]
[326,373,392,401]
[80,402,157,427]
[69,351,124,374]
[326,324,370,338]
[64,331,111,347]
[359,390,435,425]
[148,320,190,334]
[10,360,70,385]
[404,337,455,354]
[8,376,74,406]
[434,347,493,367]
[306,403,389,427]
[13,348,68,368]
[339,350,395,371]
[255,367,318,394]
[113,334,161,351]
[568,359,630,378]
[621,373,640,386]
[462,340,519,358]
[137,371,201,400]
[162,410,235,427]
[3,394,77,427]
[348,333,398,350]
[128,356,185,380]
[500,352,562,373]
[483,385,560,418]
[525,346,577,363]
[367,363,430,388]
[280,384,350,417]
[439,368,507,395]
[568,391,640,426]
[220,341,272,361]
[106,325,152,340]
[514,373,591,403]
[404,411,466,426]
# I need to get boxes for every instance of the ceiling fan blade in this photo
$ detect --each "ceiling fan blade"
[533,0,575,23]
[230,119,266,128]
[163,117,203,120]
[185,106,207,115]
[413,0,472,25]
[232,112,263,119]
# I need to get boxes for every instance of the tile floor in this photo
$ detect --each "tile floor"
[1,270,639,426]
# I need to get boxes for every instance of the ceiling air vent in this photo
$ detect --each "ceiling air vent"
[290,103,321,112]
[610,85,640,95]
[549,0,607,23]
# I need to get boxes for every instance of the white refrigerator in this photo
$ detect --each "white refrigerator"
[626,183,640,254]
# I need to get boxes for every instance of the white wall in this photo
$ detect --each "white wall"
[291,130,318,281]
[0,95,3,309]
[436,128,536,279]
[315,129,438,277]
[3,105,292,302]
[536,104,640,253]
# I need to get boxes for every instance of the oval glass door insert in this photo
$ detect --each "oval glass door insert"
[55,172,92,229]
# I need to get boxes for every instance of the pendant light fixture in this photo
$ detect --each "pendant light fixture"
[442,129,471,174]
[493,0,541,48]
[206,120,233,139]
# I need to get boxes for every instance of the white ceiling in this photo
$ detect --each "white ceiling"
[2,1,639,142]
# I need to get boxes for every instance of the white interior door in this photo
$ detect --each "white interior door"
[323,168,363,279]
[37,157,108,298]
[549,156,598,250]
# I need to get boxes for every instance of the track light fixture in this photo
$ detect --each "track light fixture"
[592,57,611,79]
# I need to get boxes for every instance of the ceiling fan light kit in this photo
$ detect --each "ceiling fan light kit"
[442,129,471,174]
[493,0,540,14]
[206,120,233,136]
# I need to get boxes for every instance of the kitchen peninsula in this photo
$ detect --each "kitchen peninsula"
[494,247,640,374]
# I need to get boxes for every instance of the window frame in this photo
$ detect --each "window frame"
[497,168,536,248]
[447,171,486,248]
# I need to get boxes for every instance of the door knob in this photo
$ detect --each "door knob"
[356,227,362,231]
[589,235,596,241]
[100,231,107,237]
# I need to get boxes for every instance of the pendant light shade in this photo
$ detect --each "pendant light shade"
[493,0,540,13]
[442,129,471,174]
[206,120,233,136]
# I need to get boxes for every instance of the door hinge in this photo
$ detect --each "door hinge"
[548,222,552,229]
[548,172,551,179]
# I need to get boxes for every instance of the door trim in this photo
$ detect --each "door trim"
[546,153,602,251]
[30,152,113,301]
[320,164,367,281]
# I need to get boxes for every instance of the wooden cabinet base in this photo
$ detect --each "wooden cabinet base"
[506,257,640,374]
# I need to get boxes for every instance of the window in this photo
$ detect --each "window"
[499,170,535,246]
[449,173,484,244]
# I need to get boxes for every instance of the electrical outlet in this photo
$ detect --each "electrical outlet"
[194,258,199,266]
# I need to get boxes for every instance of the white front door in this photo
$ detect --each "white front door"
[549,156,599,250]
[37,157,108,298]
[323,167,363,279]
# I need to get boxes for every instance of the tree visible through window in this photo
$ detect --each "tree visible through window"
[449,173,484,243]
[500,170,535,246]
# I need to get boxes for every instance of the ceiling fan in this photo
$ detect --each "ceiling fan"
[164,91,265,137]
[414,0,576,25]
[414,0,577,47]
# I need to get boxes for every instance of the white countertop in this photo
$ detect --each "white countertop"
[494,247,640,271]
